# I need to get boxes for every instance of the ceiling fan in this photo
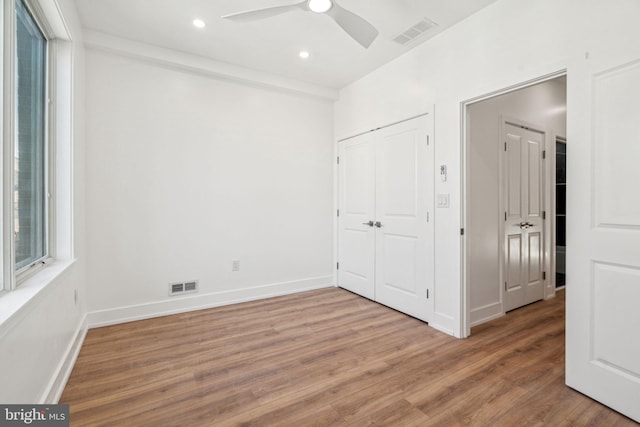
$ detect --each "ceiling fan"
[223,0,379,48]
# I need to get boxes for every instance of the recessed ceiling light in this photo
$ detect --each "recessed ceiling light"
[193,19,206,29]
[299,51,310,59]
[308,0,332,13]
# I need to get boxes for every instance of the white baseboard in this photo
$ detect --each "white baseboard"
[42,314,88,404]
[431,311,457,337]
[470,301,504,327]
[87,276,333,329]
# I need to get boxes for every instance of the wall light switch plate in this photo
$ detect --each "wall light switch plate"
[437,194,450,208]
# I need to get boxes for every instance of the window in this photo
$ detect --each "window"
[14,0,48,273]
[0,0,74,308]
[2,0,54,291]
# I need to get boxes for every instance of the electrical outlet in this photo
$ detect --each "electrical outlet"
[232,260,240,272]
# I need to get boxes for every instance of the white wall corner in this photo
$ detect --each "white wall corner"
[82,30,339,102]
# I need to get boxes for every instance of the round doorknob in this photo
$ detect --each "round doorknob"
[374,221,382,228]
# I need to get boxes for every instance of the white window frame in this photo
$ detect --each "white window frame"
[2,0,57,292]
[0,0,74,341]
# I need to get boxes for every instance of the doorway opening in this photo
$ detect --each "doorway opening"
[462,73,567,336]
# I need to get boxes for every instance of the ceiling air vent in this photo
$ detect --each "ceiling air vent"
[169,280,199,296]
[393,18,438,46]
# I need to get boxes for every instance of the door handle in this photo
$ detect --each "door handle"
[519,221,535,230]
[374,221,382,228]
[362,221,374,227]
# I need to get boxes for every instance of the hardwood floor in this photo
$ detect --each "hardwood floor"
[61,288,637,426]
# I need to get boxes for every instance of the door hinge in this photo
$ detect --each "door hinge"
[504,142,507,151]
[336,262,339,270]
[427,134,430,146]
[460,228,465,236]
[542,150,546,159]
[337,209,339,217]
[337,156,340,165]
[426,289,429,299]
[427,211,430,222]
[542,271,546,280]
[543,211,546,220]
[504,211,507,221]
[505,282,507,291]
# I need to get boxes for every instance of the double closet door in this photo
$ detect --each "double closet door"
[337,114,434,323]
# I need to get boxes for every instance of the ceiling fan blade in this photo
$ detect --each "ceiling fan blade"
[327,1,379,48]
[223,1,307,22]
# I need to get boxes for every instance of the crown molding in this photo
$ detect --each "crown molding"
[83,30,339,101]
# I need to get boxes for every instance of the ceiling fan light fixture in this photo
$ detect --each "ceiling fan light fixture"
[224,0,378,48]
[307,0,332,14]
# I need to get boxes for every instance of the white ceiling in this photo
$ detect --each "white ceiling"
[74,0,500,89]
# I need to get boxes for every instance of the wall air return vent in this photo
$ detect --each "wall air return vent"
[170,283,184,295]
[169,280,199,296]
[393,18,438,45]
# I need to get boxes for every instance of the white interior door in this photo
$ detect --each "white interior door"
[374,116,433,322]
[337,133,376,300]
[337,114,434,323]
[567,50,640,422]
[503,122,545,312]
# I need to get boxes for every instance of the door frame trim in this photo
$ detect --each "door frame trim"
[337,112,431,143]
[460,70,566,337]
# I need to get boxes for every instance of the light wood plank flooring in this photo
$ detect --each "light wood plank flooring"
[61,288,637,426]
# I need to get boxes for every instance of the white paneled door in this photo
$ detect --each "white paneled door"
[338,114,434,323]
[338,133,376,300]
[503,122,545,312]
[567,51,640,422]
[374,118,433,321]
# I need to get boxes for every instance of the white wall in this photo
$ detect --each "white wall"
[335,0,640,336]
[84,49,335,325]
[467,78,566,326]
[0,0,87,403]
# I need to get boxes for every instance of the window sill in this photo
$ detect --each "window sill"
[0,259,77,340]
